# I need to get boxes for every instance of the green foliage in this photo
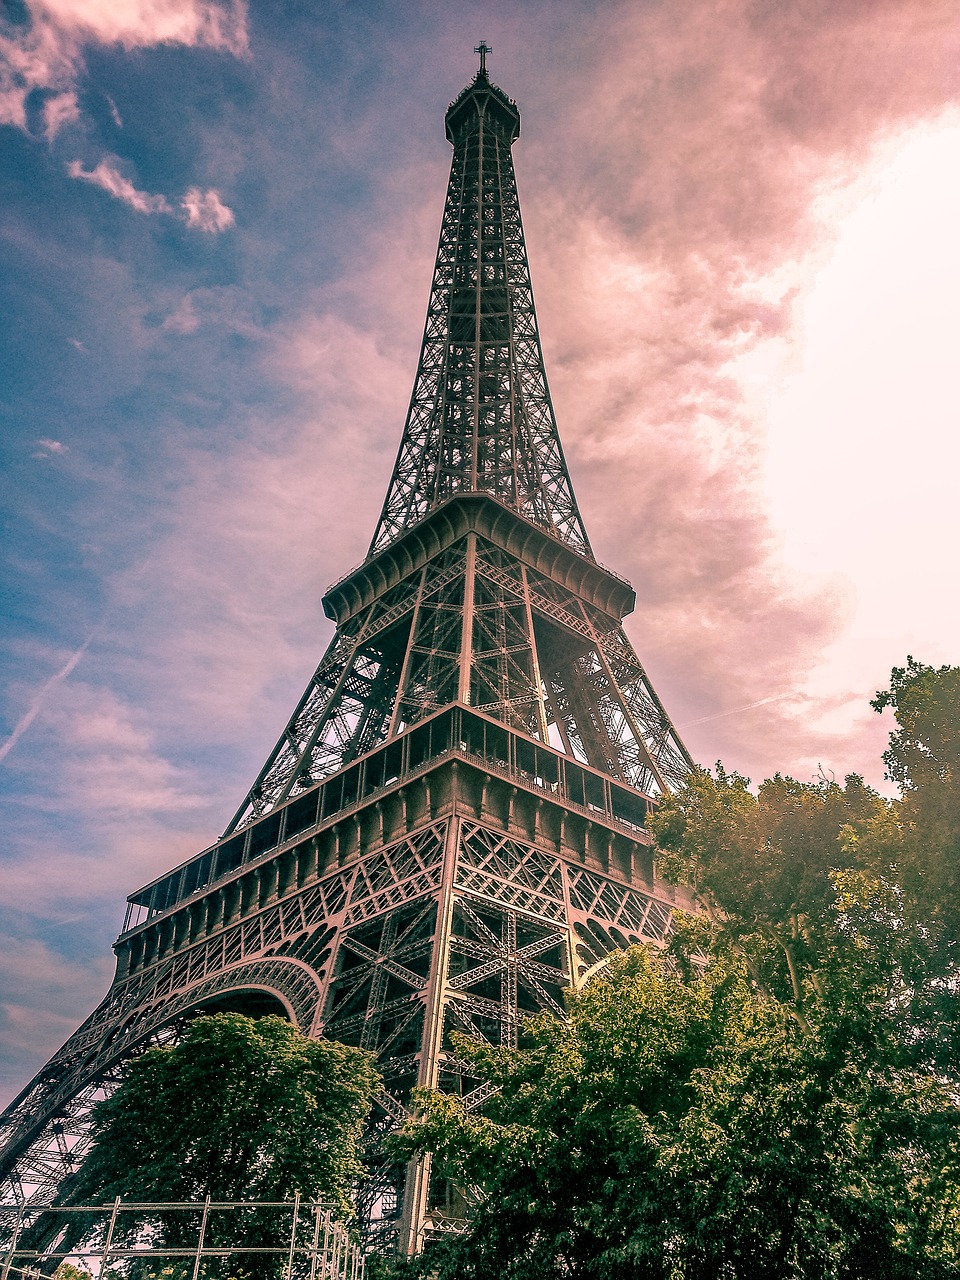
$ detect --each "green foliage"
[392,951,960,1279]
[652,766,909,1017]
[873,656,960,942]
[53,1268,122,1280]
[64,1013,379,1276]
[873,657,960,794]
[54,1265,94,1280]
[387,662,960,1279]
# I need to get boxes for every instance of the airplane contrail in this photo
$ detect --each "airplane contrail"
[677,691,792,729]
[0,635,95,764]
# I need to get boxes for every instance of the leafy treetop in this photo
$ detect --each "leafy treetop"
[63,1012,380,1279]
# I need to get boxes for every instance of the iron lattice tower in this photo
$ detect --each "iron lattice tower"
[0,55,694,1254]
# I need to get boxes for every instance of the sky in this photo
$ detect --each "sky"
[2,0,960,1108]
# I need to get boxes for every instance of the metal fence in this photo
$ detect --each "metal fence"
[0,1197,364,1280]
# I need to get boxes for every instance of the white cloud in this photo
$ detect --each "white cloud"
[33,437,68,456]
[0,0,248,133]
[180,186,235,232]
[42,89,78,138]
[67,159,234,232]
[67,157,173,214]
[35,0,249,56]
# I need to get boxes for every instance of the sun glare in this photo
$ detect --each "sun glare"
[762,112,960,728]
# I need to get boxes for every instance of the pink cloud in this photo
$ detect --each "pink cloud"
[0,936,115,1107]
[35,0,248,56]
[57,685,208,816]
[162,296,202,334]
[105,313,402,737]
[181,186,235,232]
[67,159,235,231]
[42,89,78,138]
[33,437,68,457]
[160,286,260,335]
[495,0,960,786]
[67,157,173,214]
[0,0,247,134]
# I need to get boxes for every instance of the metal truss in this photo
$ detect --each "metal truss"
[0,823,448,1211]
[227,576,419,829]
[223,63,691,831]
[230,527,691,827]
[370,70,590,557]
[0,775,685,1223]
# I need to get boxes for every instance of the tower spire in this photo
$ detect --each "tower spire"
[369,58,591,559]
[474,40,491,77]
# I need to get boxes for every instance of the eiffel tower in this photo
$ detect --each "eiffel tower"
[0,49,694,1255]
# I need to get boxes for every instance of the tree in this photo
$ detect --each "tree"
[64,1013,380,1276]
[651,767,955,1058]
[388,664,960,1279]
[392,948,960,1279]
[873,657,960,946]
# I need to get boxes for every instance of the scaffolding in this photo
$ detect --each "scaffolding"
[0,1198,364,1280]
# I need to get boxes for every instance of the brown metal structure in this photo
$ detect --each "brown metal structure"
[0,54,694,1255]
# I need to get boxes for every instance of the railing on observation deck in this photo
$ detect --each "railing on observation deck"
[123,704,654,933]
[1,1197,364,1280]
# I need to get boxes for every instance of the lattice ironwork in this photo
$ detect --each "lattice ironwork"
[0,52,699,1262]
[230,527,691,827]
[370,69,590,558]
[219,59,691,832]
[0,824,447,1212]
